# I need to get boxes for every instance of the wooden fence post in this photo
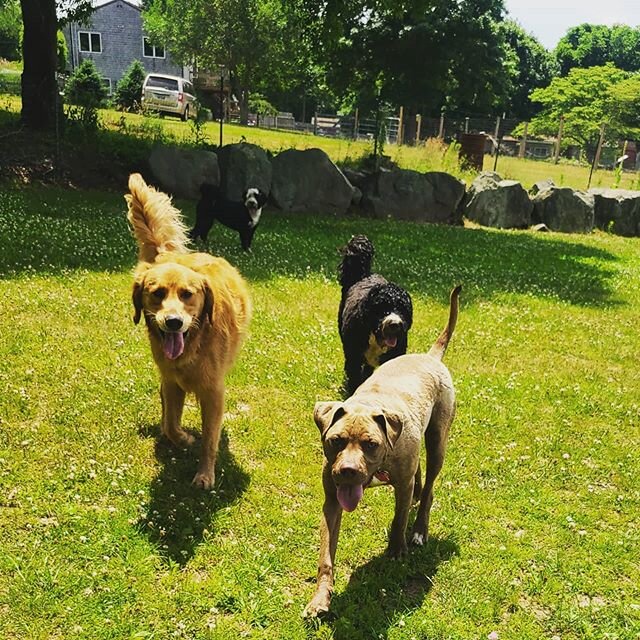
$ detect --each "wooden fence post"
[415,114,422,144]
[438,113,445,139]
[519,122,528,159]
[588,123,606,189]
[353,107,359,140]
[554,115,564,164]
[464,117,469,134]
[397,106,404,145]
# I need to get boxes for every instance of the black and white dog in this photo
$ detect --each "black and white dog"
[338,235,413,395]
[190,183,268,251]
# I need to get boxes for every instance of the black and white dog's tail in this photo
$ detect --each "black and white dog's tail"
[338,235,375,291]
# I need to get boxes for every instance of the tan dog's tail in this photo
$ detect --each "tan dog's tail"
[428,285,461,361]
[125,173,190,262]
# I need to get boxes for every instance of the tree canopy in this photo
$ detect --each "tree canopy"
[143,0,316,123]
[525,64,640,148]
[555,24,640,75]
[499,20,558,120]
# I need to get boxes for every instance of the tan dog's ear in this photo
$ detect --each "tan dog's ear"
[202,282,214,324]
[314,401,346,439]
[373,412,403,449]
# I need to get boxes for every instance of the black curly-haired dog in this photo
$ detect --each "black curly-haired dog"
[190,183,267,251]
[338,235,413,395]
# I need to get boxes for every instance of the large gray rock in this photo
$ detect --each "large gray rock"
[530,178,556,196]
[148,146,219,199]
[589,188,640,237]
[217,142,272,201]
[270,148,354,214]
[531,187,594,234]
[359,169,465,224]
[464,173,532,229]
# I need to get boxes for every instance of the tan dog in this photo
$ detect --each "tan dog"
[126,174,251,489]
[304,286,461,618]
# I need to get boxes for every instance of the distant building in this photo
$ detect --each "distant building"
[62,0,188,95]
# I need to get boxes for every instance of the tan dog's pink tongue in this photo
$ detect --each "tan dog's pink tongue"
[162,332,184,360]
[336,484,364,512]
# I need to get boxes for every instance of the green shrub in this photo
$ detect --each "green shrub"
[114,60,146,111]
[0,0,21,61]
[65,60,108,131]
[56,30,68,72]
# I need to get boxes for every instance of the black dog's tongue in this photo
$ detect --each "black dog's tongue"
[336,484,364,512]
[162,331,184,360]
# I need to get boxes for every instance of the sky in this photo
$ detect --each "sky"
[503,0,640,49]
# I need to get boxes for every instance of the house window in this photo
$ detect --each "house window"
[101,78,112,95]
[143,37,165,59]
[78,31,102,53]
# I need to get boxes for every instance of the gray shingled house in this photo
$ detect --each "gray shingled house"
[62,0,188,95]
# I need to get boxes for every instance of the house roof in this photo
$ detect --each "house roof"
[58,0,141,19]
[92,0,141,9]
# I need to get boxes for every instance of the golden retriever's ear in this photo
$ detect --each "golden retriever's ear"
[132,279,144,324]
[132,263,150,324]
[202,282,214,324]
[373,412,403,449]
[314,401,346,439]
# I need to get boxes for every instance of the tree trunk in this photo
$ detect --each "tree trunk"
[238,89,249,125]
[20,0,58,130]
[402,105,418,145]
[230,71,249,126]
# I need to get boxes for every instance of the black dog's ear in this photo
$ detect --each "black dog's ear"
[202,281,214,324]
[314,401,346,439]
[258,190,268,206]
[373,412,403,449]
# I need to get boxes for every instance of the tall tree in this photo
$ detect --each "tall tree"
[525,64,639,149]
[320,0,509,141]
[143,0,314,124]
[555,24,640,75]
[18,0,92,130]
[499,20,558,119]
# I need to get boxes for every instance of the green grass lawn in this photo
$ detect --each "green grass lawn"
[0,185,639,640]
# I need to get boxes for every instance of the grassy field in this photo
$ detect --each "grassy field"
[0,184,638,639]
[2,93,640,190]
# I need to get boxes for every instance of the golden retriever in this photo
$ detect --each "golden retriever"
[126,173,251,489]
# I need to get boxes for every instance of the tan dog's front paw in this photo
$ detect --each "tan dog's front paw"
[166,429,195,448]
[303,592,331,618]
[192,470,215,490]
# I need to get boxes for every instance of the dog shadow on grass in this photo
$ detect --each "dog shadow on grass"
[311,535,459,640]
[137,424,250,566]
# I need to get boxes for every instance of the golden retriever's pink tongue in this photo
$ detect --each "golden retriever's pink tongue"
[162,332,184,360]
[336,484,364,512]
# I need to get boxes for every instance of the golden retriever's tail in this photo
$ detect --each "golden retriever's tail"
[125,173,190,262]
[428,285,461,361]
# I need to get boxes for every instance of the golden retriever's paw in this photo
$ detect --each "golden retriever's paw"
[192,470,215,490]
